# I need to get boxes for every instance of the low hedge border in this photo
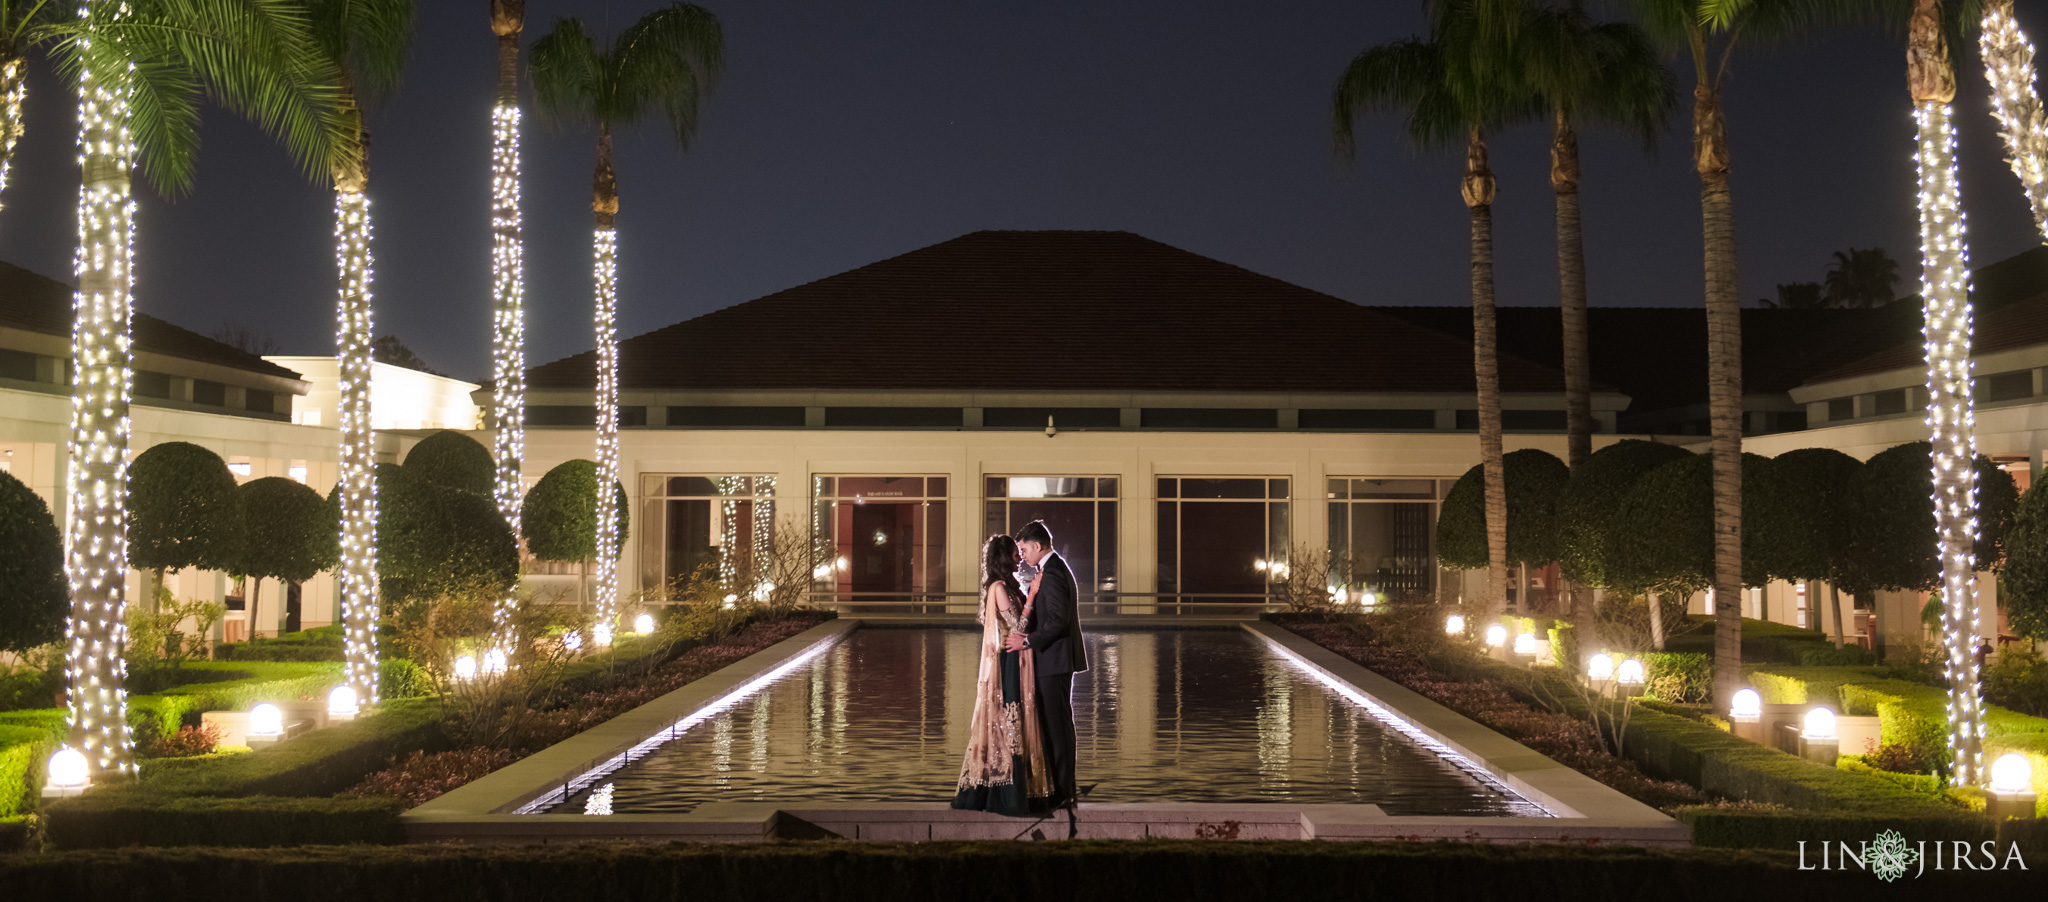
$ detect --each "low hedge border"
[1676,806,2048,858]
[1618,704,1963,816]
[5,839,2042,899]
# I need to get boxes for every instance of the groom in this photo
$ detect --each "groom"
[1005,519,1085,813]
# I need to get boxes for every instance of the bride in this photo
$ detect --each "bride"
[951,534,1053,815]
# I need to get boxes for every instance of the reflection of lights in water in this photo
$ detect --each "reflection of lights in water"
[872,529,888,546]
[583,782,613,816]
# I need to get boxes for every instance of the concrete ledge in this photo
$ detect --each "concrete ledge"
[404,618,857,832]
[1244,620,1687,845]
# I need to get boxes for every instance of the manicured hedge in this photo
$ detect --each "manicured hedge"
[1618,705,1963,816]
[1677,806,2047,858]
[130,662,342,738]
[0,815,27,852]
[0,722,59,818]
[1664,616,1834,665]
[6,840,2043,900]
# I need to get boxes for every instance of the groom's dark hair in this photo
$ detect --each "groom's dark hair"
[1015,520,1053,548]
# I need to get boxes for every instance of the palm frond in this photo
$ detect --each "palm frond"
[1332,38,1456,158]
[307,0,414,97]
[610,2,723,147]
[528,16,600,128]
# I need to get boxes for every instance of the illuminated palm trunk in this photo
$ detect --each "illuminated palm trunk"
[592,136,620,631]
[1462,128,1507,619]
[334,112,380,704]
[65,39,138,775]
[1911,0,1985,786]
[489,2,526,639]
[1980,0,2048,239]
[0,55,25,206]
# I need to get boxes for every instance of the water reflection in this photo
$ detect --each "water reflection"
[549,628,1543,817]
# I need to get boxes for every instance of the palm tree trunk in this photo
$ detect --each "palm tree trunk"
[1694,81,1745,711]
[1829,582,1845,648]
[593,130,622,633]
[489,0,527,647]
[249,578,263,640]
[1463,128,1508,620]
[1910,0,1987,786]
[1978,0,2048,240]
[67,24,140,773]
[1649,592,1665,651]
[1552,109,1594,470]
[333,76,381,706]
[0,53,24,208]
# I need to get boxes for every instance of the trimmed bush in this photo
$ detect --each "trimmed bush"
[1643,652,1711,704]
[0,470,64,654]
[1841,443,2017,593]
[0,721,60,818]
[1665,616,1833,665]
[2003,480,2048,641]
[1609,452,1773,593]
[1619,704,1962,815]
[375,464,518,609]
[1556,439,1692,588]
[1748,448,1860,585]
[523,458,630,565]
[127,442,244,578]
[401,430,494,496]
[44,795,407,848]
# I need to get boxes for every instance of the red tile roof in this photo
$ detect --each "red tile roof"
[0,261,305,381]
[528,230,1570,394]
[1802,291,2048,384]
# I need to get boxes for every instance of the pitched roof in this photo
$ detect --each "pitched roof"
[0,261,304,381]
[528,230,1573,395]
[1372,304,1922,416]
[1802,291,2048,384]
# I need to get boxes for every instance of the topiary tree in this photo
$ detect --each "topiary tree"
[1750,448,1861,647]
[402,430,496,496]
[2002,480,2048,642]
[373,463,519,615]
[1556,439,1693,589]
[1609,452,1772,649]
[0,470,66,653]
[230,477,340,639]
[1437,449,1571,582]
[1841,442,2020,653]
[522,459,629,607]
[127,441,243,593]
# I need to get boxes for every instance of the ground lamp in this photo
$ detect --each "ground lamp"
[1512,631,1543,661]
[1799,707,1839,765]
[564,630,583,652]
[42,747,89,799]
[634,613,655,635]
[453,655,479,681]
[1729,688,1764,744]
[1615,658,1646,697]
[1988,752,2038,820]
[328,685,360,721]
[248,703,285,747]
[1587,653,1615,695]
[482,648,509,677]
[1444,614,1466,636]
[594,623,615,647]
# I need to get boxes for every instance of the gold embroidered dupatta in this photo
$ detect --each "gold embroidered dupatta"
[956,582,1052,797]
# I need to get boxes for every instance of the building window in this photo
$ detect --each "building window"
[1982,370,2034,403]
[813,476,946,605]
[0,348,36,382]
[192,379,226,406]
[983,407,1121,429]
[133,370,173,400]
[638,475,776,599]
[1156,477,1288,609]
[1456,410,1568,431]
[1826,397,1854,421]
[1297,408,1436,431]
[1140,408,1276,429]
[246,389,276,414]
[1327,478,1442,604]
[985,476,1118,603]
[1872,389,1908,416]
[823,407,961,428]
[666,406,804,427]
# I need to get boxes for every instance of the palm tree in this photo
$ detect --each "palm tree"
[1334,0,1538,620]
[485,0,525,644]
[1905,0,1986,787]
[44,0,345,775]
[1822,247,1899,307]
[307,0,414,707]
[531,3,724,636]
[1979,0,2048,239]
[1635,0,1854,710]
[0,0,54,210]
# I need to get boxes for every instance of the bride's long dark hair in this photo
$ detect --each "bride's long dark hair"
[981,534,1025,598]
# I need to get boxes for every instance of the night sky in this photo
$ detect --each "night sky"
[1,1,2045,383]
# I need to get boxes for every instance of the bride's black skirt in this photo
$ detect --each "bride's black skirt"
[951,649,1049,817]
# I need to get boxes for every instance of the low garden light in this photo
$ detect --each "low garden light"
[249,703,284,740]
[1802,706,1837,740]
[634,613,655,634]
[594,623,614,647]
[1729,687,1765,744]
[1512,631,1542,658]
[564,630,583,652]
[1444,614,1465,636]
[42,747,89,798]
[722,594,738,609]
[328,685,360,720]
[453,655,478,681]
[1587,653,1614,681]
[1988,752,2038,820]
[481,648,508,677]
[1484,624,1507,648]
[1799,706,1840,766]
[1616,658,1645,684]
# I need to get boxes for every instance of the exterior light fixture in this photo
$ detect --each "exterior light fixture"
[1254,559,1268,572]
[1513,632,1542,658]
[1616,658,1646,685]
[1729,687,1765,743]
[328,686,360,720]
[452,655,478,681]
[633,613,654,634]
[1802,707,1837,740]
[1587,653,1614,682]
[1988,752,2038,820]
[249,703,284,740]
[43,747,89,798]
[593,623,614,648]
[481,648,508,677]
[1484,624,1507,648]
[1444,614,1465,636]
[564,630,583,652]
[1798,706,1840,765]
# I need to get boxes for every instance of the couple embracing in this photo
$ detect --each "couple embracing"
[951,520,1086,821]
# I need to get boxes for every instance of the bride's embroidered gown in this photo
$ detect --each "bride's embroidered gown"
[951,578,1052,815]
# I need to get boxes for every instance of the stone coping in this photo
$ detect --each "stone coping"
[1243,620,1686,840]
[404,618,858,824]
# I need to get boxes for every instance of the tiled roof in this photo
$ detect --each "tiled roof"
[0,261,305,381]
[1373,304,1923,416]
[1802,291,2048,384]
[528,230,1571,395]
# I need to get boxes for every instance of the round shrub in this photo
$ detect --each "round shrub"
[127,441,242,576]
[1748,447,1860,585]
[402,430,495,496]
[1556,439,1691,588]
[1840,441,2018,593]
[1436,449,1570,570]
[2002,480,2048,641]
[522,459,630,563]
[0,470,65,653]
[375,464,518,608]
[1608,452,1772,594]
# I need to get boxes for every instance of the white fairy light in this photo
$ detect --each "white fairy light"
[718,476,740,588]
[1980,0,2048,239]
[592,227,621,633]
[489,101,525,645]
[0,57,25,205]
[64,15,139,776]
[334,185,380,706]
[1913,98,1987,785]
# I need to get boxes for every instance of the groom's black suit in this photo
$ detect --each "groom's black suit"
[1026,552,1086,808]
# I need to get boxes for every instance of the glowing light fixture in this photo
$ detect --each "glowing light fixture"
[481,647,508,677]
[249,703,283,738]
[46,747,88,790]
[1587,653,1614,681]
[1444,614,1465,636]
[327,685,359,719]
[1991,752,2033,794]
[633,613,654,635]
[452,655,478,681]
[563,630,583,652]
[593,623,613,648]
[1484,624,1507,648]
[1616,658,1646,685]
[1730,688,1762,719]
[1513,632,1542,657]
[1802,706,1838,741]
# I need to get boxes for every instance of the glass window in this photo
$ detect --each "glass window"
[985,475,1119,605]
[638,475,777,599]
[815,476,946,606]
[1327,477,1440,603]
[1155,477,1289,610]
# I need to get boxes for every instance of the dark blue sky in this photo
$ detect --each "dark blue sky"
[1,1,2044,382]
